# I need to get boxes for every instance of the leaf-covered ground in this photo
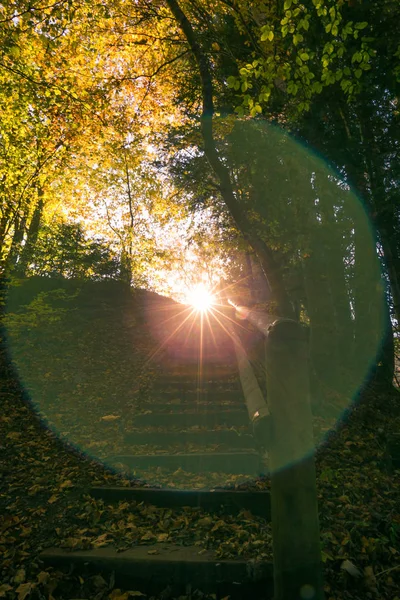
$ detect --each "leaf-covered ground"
[1,278,400,599]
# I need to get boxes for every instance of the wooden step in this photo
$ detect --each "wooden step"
[153,381,241,392]
[157,364,238,379]
[151,390,244,402]
[106,451,264,475]
[124,429,255,448]
[89,486,271,518]
[40,545,273,597]
[135,402,246,414]
[132,409,248,428]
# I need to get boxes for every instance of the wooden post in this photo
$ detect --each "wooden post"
[228,323,271,448]
[266,319,324,600]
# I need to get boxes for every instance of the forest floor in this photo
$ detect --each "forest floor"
[1,278,400,600]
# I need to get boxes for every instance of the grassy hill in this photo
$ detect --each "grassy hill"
[4,277,176,464]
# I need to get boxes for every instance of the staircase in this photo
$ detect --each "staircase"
[41,302,273,598]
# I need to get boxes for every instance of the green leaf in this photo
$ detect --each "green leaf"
[355,21,368,30]
[352,51,362,63]
[226,76,236,88]
[355,69,362,78]
[313,81,323,93]
[284,0,293,9]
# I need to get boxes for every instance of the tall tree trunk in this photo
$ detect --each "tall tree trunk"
[317,185,354,369]
[166,0,293,317]
[0,205,12,253]
[379,227,400,326]
[16,189,44,277]
[302,222,338,389]
[333,103,395,386]
[6,213,27,268]
[244,252,257,304]
[352,201,386,387]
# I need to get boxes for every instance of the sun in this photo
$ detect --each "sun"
[186,284,215,312]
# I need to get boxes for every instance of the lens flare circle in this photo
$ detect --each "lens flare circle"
[187,284,214,312]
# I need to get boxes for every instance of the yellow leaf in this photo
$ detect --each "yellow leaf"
[6,431,21,440]
[16,583,34,600]
[0,584,12,597]
[14,568,26,584]
[37,572,50,585]
[28,484,42,496]
[211,42,220,51]
[93,533,109,548]
[59,480,73,490]
[109,590,129,600]
[100,415,121,422]
[48,495,59,504]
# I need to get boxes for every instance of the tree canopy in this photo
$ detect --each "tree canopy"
[0,0,399,388]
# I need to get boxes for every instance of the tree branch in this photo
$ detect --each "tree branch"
[165,0,293,316]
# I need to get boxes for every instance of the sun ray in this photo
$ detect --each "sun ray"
[210,305,253,332]
[207,309,239,344]
[183,311,199,346]
[198,310,204,393]
[204,309,218,348]
[143,306,197,365]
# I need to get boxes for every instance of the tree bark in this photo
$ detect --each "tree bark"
[302,222,338,389]
[166,0,293,317]
[352,201,386,386]
[16,189,44,276]
[6,212,27,268]
[317,183,354,370]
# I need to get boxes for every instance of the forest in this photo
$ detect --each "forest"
[1,0,400,599]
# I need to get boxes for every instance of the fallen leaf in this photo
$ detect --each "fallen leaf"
[48,495,59,504]
[6,431,21,440]
[37,571,50,585]
[16,583,34,600]
[59,480,74,490]
[0,584,12,597]
[341,559,361,578]
[109,590,129,600]
[101,415,121,422]
[14,568,26,584]
[92,575,107,589]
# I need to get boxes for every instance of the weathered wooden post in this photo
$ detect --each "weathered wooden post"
[231,304,324,600]
[227,323,271,449]
[266,319,324,600]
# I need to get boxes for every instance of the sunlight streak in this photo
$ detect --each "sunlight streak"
[144,306,197,365]
[186,284,215,313]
